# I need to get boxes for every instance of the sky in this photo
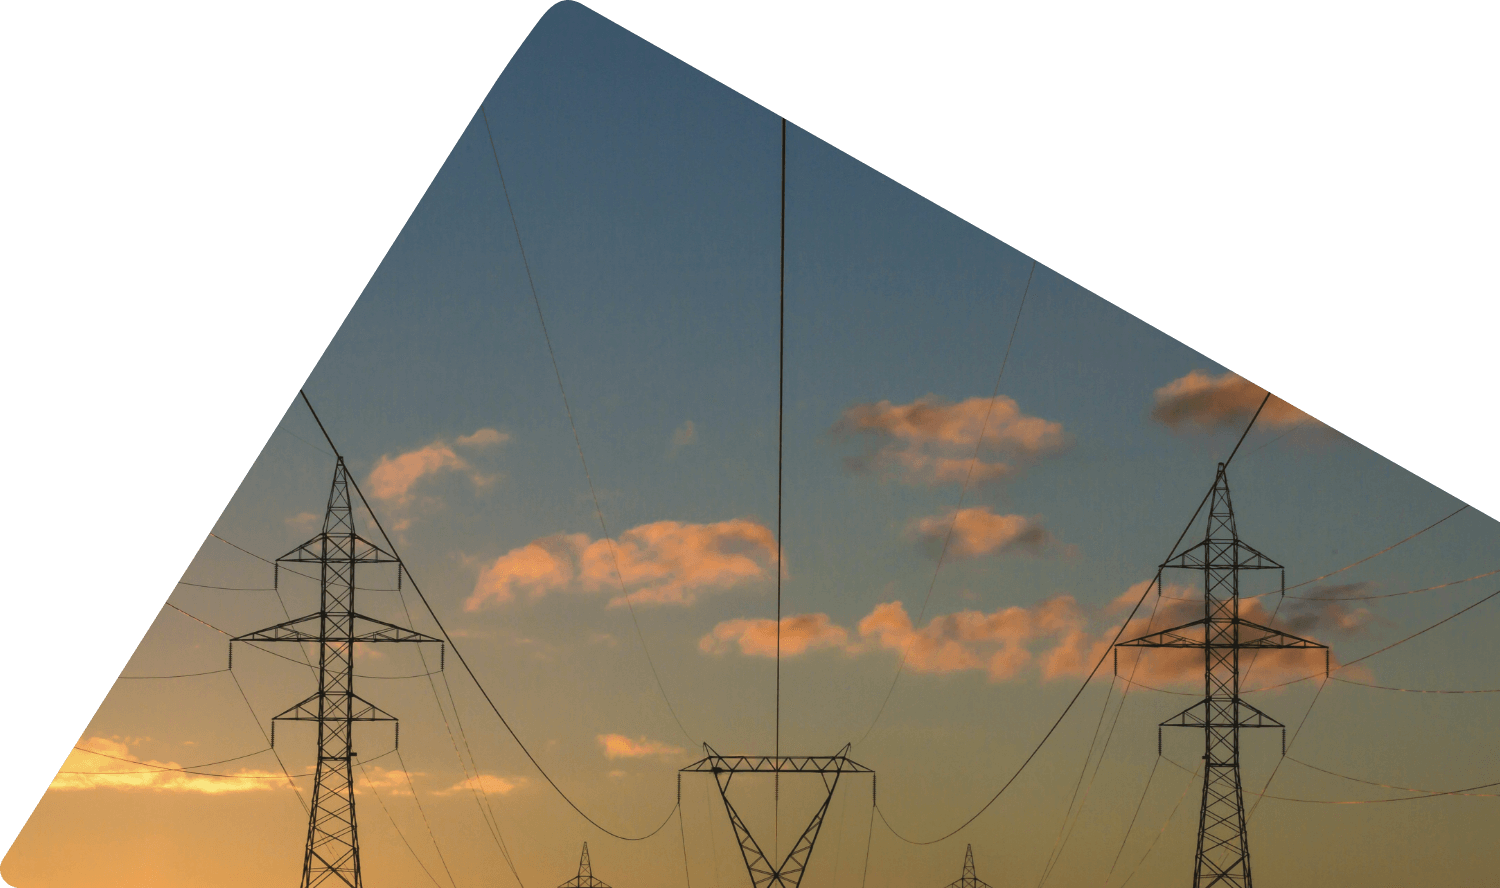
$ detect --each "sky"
[7,3,1500,887]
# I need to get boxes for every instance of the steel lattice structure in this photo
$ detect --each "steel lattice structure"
[1116,463,1326,888]
[681,743,873,888]
[558,843,611,888]
[943,845,992,888]
[232,457,443,887]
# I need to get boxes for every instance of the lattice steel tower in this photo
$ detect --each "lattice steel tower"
[943,845,992,888]
[1116,463,1326,888]
[558,843,611,888]
[232,457,443,887]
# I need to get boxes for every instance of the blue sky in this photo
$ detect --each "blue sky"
[8,4,1500,887]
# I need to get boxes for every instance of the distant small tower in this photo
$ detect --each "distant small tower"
[945,845,992,888]
[559,842,611,888]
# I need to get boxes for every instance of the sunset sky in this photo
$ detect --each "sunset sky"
[7,4,1500,887]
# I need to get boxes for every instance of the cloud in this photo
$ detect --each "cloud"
[1150,371,1316,432]
[285,511,320,533]
[367,428,508,505]
[908,508,1055,559]
[466,519,778,610]
[355,764,421,796]
[670,420,696,452]
[456,428,509,448]
[701,582,1369,688]
[49,737,284,794]
[433,774,526,796]
[832,395,1068,486]
[597,734,685,761]
[699,614,852,657]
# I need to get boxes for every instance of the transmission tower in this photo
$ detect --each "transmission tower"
[558,842,612,888]
[943,845,992,888]
[1115,462,1327,888]
[681,744,872,888]
[231,456,444,887]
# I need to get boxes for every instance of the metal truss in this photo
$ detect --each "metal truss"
[1116,463,1327,888]
[943,844,992,888]
[232,457,442,888]
[681,743,872,888]
[558,842,611,888]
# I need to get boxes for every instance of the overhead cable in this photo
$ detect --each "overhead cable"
[875,394,1273,845]
[299,389,679,842]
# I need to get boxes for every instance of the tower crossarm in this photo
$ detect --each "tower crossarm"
[1233,618,1327,650]
[277,532,399,564]
[1160,698,1284,731]
[1116,617,1208,648]
[679,743,872,775]
[272,692,398,724]
[1160,538,1283,572]
[232,612,443,646]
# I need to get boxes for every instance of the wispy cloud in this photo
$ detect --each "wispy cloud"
[1150,371,1316,433]
[49,737,283,794]
[432,774,527,796]
[698,614,852,657]
[908,507,1056,559]
[466,519,778,610]
[670,420,696,455]
[366,428,508,505]
[597,734,685,761]
[700,583,1367,688]
[832,395,1068,487]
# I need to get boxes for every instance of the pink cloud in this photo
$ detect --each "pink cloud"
[1150,371,1316,432]
[597,734,685,760]
[702,583,1366,689]
[909,507,1054,559]
[456,428,509,448]
[466,519,778,611]
[832,395,1068,486]
[698,614,852,657]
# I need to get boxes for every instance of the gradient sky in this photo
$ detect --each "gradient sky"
[7,4,1500,887]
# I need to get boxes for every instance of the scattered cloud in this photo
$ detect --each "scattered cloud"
[433,774,526,796]
[366,428,508,505]
[456,428,510,449]
[699,614,852,657]
[670,420,697,454]
[908,508,1056,559]
[49,737,283,794]
[466,519,777,610]
[1150,371,1316,433]
[356,764,421,796]
[597,734,685,761]
[700,581,1370,689]
[832,395,1068,486]
[285,511,320,533]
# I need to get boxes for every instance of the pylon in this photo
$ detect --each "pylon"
[232,457,444,887]
[681,744,873,888]
[943,844,992,888]
[1116,463,1327,887]
[558,842,611,888]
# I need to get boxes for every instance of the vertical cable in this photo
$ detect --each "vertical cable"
[775,115,787,857]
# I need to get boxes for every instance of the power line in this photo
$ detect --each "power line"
[875,395,1272,846]
[396,747,462,888]
[299,390,679,842]
[856,257,1036,746]
[477,104,694,746]
[357,757,448,888]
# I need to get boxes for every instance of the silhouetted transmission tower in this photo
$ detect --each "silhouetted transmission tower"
[232,456,444,887]
[943,845,992,888]
[1115,462,1326,888]
[558,843,611,888]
